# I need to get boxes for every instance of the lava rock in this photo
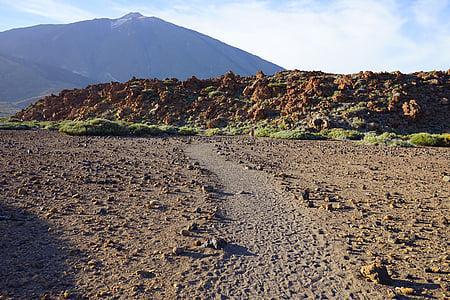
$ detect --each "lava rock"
[202,238,227,250]
[360,262,391,284]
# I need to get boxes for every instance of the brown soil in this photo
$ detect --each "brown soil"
[14,70,450,133]
[1,130,449,299]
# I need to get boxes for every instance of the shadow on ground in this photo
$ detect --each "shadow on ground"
[0,203,80,298]
[223,243,257,258]
[390,278,441,299]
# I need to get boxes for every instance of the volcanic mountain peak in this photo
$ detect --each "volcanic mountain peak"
[111,12,148,28]
[120,12,145,19]
[0,12,283,112]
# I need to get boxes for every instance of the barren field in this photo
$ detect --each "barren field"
[0,130,449,299]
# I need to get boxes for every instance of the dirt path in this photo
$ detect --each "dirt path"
[186,141,381,299]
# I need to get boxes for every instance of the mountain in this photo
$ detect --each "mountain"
[0,54,93,106]
[0,13,283,113]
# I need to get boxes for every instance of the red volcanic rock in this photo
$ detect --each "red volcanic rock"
[14,70,450,133]
[402,100,421,119]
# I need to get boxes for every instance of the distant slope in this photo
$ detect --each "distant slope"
[0,54,94,107]
[0,12,283,87]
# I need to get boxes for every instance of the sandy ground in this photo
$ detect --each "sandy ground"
[0,130,449,299]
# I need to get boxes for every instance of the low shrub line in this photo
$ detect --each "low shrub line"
[1,119,448,147]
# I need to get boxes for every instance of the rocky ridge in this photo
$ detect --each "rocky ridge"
[15,70,450,133]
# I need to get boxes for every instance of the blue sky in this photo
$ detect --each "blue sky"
[0,0,449,73]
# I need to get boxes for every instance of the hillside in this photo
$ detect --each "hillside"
[0,13,283,108]
[15,70,450,134]
[0,54,93,104]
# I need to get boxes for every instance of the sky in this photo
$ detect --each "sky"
[0,0,449,73]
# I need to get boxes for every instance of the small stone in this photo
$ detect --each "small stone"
[194,207,202,213]
[321,203,333,211]
[237,190,249,195]
[301,189,310,201]
[187,222,199,231]
[149,200,161,209]
[201,185,212,193]
[180,229,190,236]
[136,270,156,279]
[173,247,184,256]
[173,283,183,291]
[360,262,391,284]
[395,287,415,295]
[325,196,336,202]
[202,238,227,250]
[443,175,450,182]
[383,215,393,221]
[98,208,108,215]
[63,290,71,299]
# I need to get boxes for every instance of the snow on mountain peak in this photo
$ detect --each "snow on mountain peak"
[111,12,146,28]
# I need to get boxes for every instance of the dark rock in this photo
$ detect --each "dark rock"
[202,238,227,250]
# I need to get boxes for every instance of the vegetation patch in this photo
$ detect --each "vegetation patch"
[204,128,222,137]
[2,118,449,148]
[0,122,33,130]
[267,82,287,88]
[177,126,200,136]
[269,130,324,140]
[361,132,411,147]
[204,86,216,93]
[128,123,163,136]
[321,128,364,140]
[157,125,178,135]
[408,133,450,147]
[254,127,279,137]
[59,119,129,136]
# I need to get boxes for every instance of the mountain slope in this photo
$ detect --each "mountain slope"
[0,13,283,85]
[0,54,94,105]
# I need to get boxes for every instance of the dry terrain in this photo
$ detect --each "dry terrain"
[0,130,449,299]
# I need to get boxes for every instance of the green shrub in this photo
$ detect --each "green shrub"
[128,123,163,136]
[59,121,87,135]
[350,117,366,129]
[322,128,364,140]
[42,121,63,131]
[177,126,200,136]
[254,127,278,137]
[204,128,222,137]
[59,119,129,136]
[409,133,450,147]
[362,132,411,147]
[157,125,178,135]
[208,90,222,98]
[270,130,324,140]
[0,122,32,130]
[204,86,216,93]
[267,82,287,88]
[223,126,243,136]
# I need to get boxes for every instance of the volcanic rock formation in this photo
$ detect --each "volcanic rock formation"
[15,70,450,133]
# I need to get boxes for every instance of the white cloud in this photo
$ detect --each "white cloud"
[2,0,449,72]
[109,0,449,72]
[0,0,97,23]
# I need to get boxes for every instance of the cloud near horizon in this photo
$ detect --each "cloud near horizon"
[0,0,448,73]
